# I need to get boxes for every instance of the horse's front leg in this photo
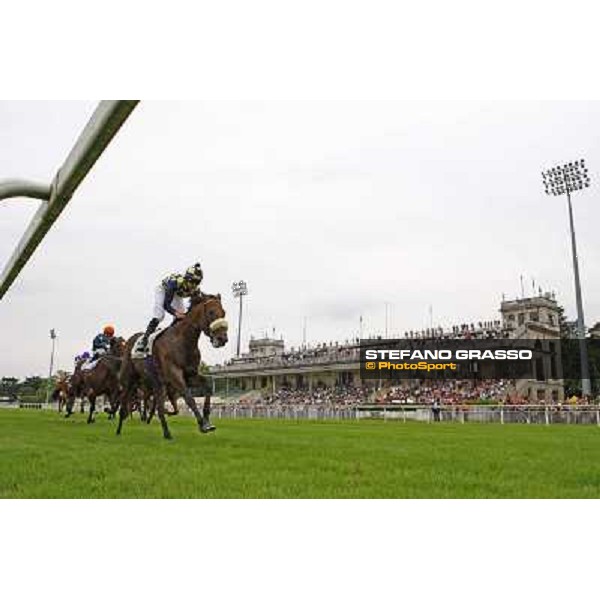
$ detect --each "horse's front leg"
[180,387,210,433]
[196,373,216,433]
[106,393,116,420]
[115,384,134,435]
[179,371,209,432]
[172,370,204,432]
[154,386,172,440]
[202,394,215,432]
[87,392,96,424]
[65,394,75,418]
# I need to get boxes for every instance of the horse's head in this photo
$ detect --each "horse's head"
[189,292,229,348]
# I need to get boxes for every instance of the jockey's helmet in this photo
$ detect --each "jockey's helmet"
[185,263,203,284]
[103,325,115,336]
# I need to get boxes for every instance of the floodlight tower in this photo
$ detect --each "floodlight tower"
[542,159,591,396]
[232,280,248,357]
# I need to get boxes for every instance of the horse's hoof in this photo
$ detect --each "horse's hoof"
[200,424,216,434]
[164,433,173,440]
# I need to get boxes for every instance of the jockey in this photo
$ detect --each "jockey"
[139,263,203,351]
[75,351,90,368]
[92,325,115,361]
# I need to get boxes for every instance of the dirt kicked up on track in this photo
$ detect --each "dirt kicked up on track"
[1,409,600,498]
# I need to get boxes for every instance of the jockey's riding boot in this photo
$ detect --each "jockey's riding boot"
[140,318,160,352]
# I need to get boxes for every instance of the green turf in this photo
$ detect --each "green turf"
[1,409,600,498]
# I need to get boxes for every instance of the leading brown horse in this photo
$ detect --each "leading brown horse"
[116,293,228,439]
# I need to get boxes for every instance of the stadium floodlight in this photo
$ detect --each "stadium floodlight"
[542,159,591,397]
[232,280,248,357]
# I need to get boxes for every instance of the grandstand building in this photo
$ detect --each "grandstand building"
[500,293,563,402]
[211,293,569,403]
[213,335,360,396]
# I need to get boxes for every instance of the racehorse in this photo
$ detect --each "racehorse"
[116,292,228,439]
[65,337,126,421]
[65,363,86,417]
[52,376,71,412]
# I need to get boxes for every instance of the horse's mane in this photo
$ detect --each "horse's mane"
[190,292,220,307]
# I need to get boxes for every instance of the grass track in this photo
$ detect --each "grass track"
[1,409,600,498]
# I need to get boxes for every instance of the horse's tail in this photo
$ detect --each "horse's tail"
[118,334,141,384]
[116,333,144,412]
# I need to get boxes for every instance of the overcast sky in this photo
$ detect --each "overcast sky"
[1,101,599,378]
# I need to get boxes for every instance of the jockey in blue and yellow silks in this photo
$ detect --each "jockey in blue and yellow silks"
[139,263,203,351]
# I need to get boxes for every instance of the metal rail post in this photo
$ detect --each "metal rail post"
[0,101,138,300]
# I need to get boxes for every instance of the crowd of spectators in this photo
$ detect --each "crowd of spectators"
[398,320,508,341]
[258,384,371,407]
[216,342,360,371]
[227,380,600,407]
[231,380,527,408]
[375,380,514,405]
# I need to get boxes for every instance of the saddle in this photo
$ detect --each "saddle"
[131,328,166,359]
[81,351,119,371]
[81,358,101,371]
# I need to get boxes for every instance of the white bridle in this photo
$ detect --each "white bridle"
[209,318,228,333]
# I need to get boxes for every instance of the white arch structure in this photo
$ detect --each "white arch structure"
[0,100,139,300]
